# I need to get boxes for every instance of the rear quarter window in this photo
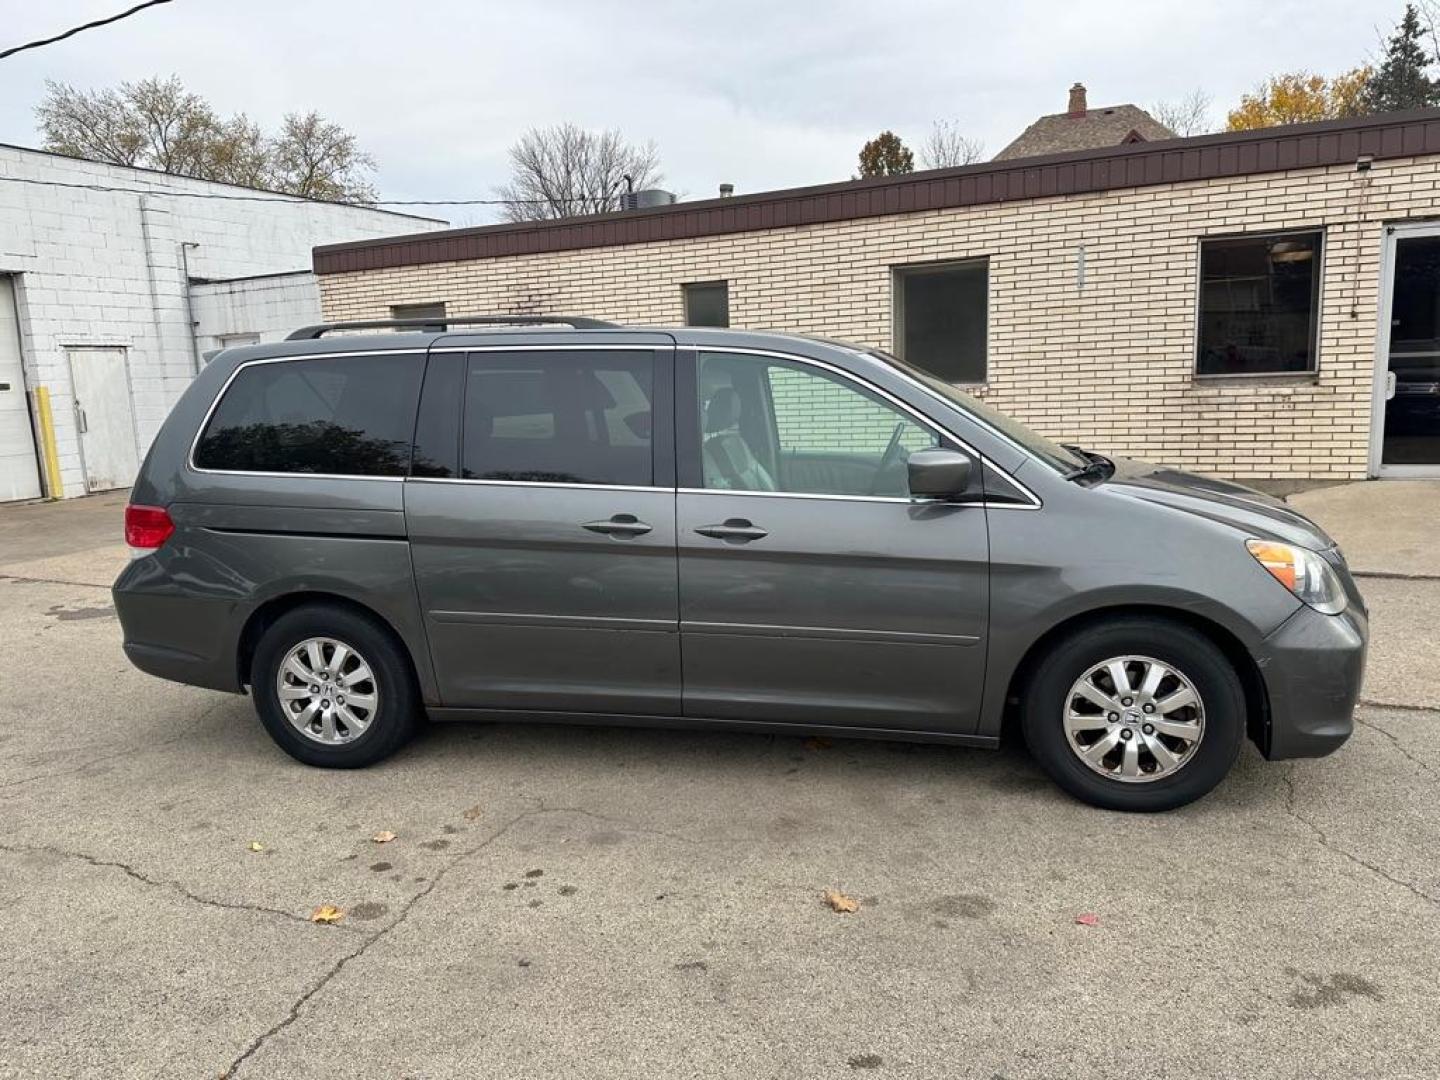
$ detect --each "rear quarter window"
[193,353,423,476]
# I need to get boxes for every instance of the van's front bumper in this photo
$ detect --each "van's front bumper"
[1255,602,1368,760]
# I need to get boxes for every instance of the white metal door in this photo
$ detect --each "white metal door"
[67,346,139,493]
[1371,222,1440,478]
[0,277,42,502]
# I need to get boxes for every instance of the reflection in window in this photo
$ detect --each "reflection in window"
[390,302,448,332]
[194,354,423,475]
[683,282,730,327]
[894,260,988,384]
[1197,232,1321,375]
[697,351,939,498]
[462,352,654,486]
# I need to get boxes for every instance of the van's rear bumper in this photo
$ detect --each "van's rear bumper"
[1255,603,1367,760]
[114,568,244,694]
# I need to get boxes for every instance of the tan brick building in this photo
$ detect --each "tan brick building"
[314,111,1440,485]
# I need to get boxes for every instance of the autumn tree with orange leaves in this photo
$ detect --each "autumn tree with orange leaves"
[1225,68,1373,130]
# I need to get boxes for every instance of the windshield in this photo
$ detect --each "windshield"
[869,350,1088,473]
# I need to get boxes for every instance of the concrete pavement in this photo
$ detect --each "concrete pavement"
[1,482,1438,1079]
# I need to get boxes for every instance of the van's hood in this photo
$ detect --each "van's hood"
[1099,457,1335,550]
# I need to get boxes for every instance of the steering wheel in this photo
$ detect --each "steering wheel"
[868,421,907,495]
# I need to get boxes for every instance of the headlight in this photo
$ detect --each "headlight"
[1245,539,1348,615]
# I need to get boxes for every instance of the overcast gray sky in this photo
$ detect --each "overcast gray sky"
[0,0,1404,224]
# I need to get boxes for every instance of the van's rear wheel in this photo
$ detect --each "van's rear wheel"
[1021,616,1244,811]
[252,604,419,767]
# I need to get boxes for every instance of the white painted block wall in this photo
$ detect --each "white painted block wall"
[0,144,444,498]
[190,272,324,355]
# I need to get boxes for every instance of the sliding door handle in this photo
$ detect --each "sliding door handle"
[581,514,652,538]
[695,519,768,543]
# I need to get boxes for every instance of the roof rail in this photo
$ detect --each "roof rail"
[285,315,620,340]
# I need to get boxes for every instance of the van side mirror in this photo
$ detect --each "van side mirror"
[908,448,973,500]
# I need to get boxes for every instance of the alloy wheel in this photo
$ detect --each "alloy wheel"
[1063,654,1205,783]
[275,636,379,745]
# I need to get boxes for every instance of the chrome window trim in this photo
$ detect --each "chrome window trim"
[187,348,429,479]
[429,344,673,353]
[677,487,1036,510]
[408,477,669,494]
[689,345,1042,509]
[407,476,1032,509]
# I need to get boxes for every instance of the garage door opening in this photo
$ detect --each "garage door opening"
[0,276,42,502]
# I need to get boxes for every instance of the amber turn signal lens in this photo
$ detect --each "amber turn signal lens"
[1245,540,1297,591]
[1244,538,1348,615]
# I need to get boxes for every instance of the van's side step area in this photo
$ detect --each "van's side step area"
[424,706,1000,748]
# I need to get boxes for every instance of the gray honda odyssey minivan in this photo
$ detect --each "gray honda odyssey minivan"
[114,316,1367,811]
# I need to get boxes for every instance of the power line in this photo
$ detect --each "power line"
[1,0,177,61]
[0,172,617,208]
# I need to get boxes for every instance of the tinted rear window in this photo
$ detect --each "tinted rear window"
[462,351,654,486]
[194,353,423,476]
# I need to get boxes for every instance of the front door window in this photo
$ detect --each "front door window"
[696,352,939,498]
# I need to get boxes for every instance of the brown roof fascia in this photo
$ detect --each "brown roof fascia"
[313,108,1440,276]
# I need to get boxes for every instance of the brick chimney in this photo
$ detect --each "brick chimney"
[1067,82,1087,118]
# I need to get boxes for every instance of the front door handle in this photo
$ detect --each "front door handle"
[695,518,768,543]
[581,514,652,538]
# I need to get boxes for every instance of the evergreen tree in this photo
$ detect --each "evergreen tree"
[1366,4,1440,113]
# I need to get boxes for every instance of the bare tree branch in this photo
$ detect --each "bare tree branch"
[35,78,377,203]
[1150,89,1213,137]
[496,124,662,222]
[919,119,984,169]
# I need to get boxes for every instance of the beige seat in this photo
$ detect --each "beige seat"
[701,388,776,491]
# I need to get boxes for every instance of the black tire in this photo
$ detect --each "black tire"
[1020,616,1245,812]
[251,603,421,768]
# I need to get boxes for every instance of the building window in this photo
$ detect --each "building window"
[391,302,447,332]
[1197,232,1321,376]
[683,282,729,327]
[894,260,988,384]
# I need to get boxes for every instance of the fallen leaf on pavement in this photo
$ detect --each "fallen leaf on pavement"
[1075,913,1099,927]
[310,904,345,924]
[463,804,483,821]
[371,830,397,843]
[247,841,265,853]
[804,737,832,751]
[823,889,859,913]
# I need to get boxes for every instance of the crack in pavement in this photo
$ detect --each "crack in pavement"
[0,727,200,796]
[0,572,113,590]
[221,805,546,1078]
[1350,570,1440,582]
[0,841,346,930]
[220,802,700,1078]
[1359,698,1439,714]
[1357,715,1435,777]
[1281,767,1438,912]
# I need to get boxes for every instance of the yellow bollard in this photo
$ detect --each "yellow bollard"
[31,386,63,499]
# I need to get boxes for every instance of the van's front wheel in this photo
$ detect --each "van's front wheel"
[251,604,420,767]
[1021,617,1245,811]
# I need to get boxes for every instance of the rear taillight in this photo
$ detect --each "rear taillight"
[124,504,175,551]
